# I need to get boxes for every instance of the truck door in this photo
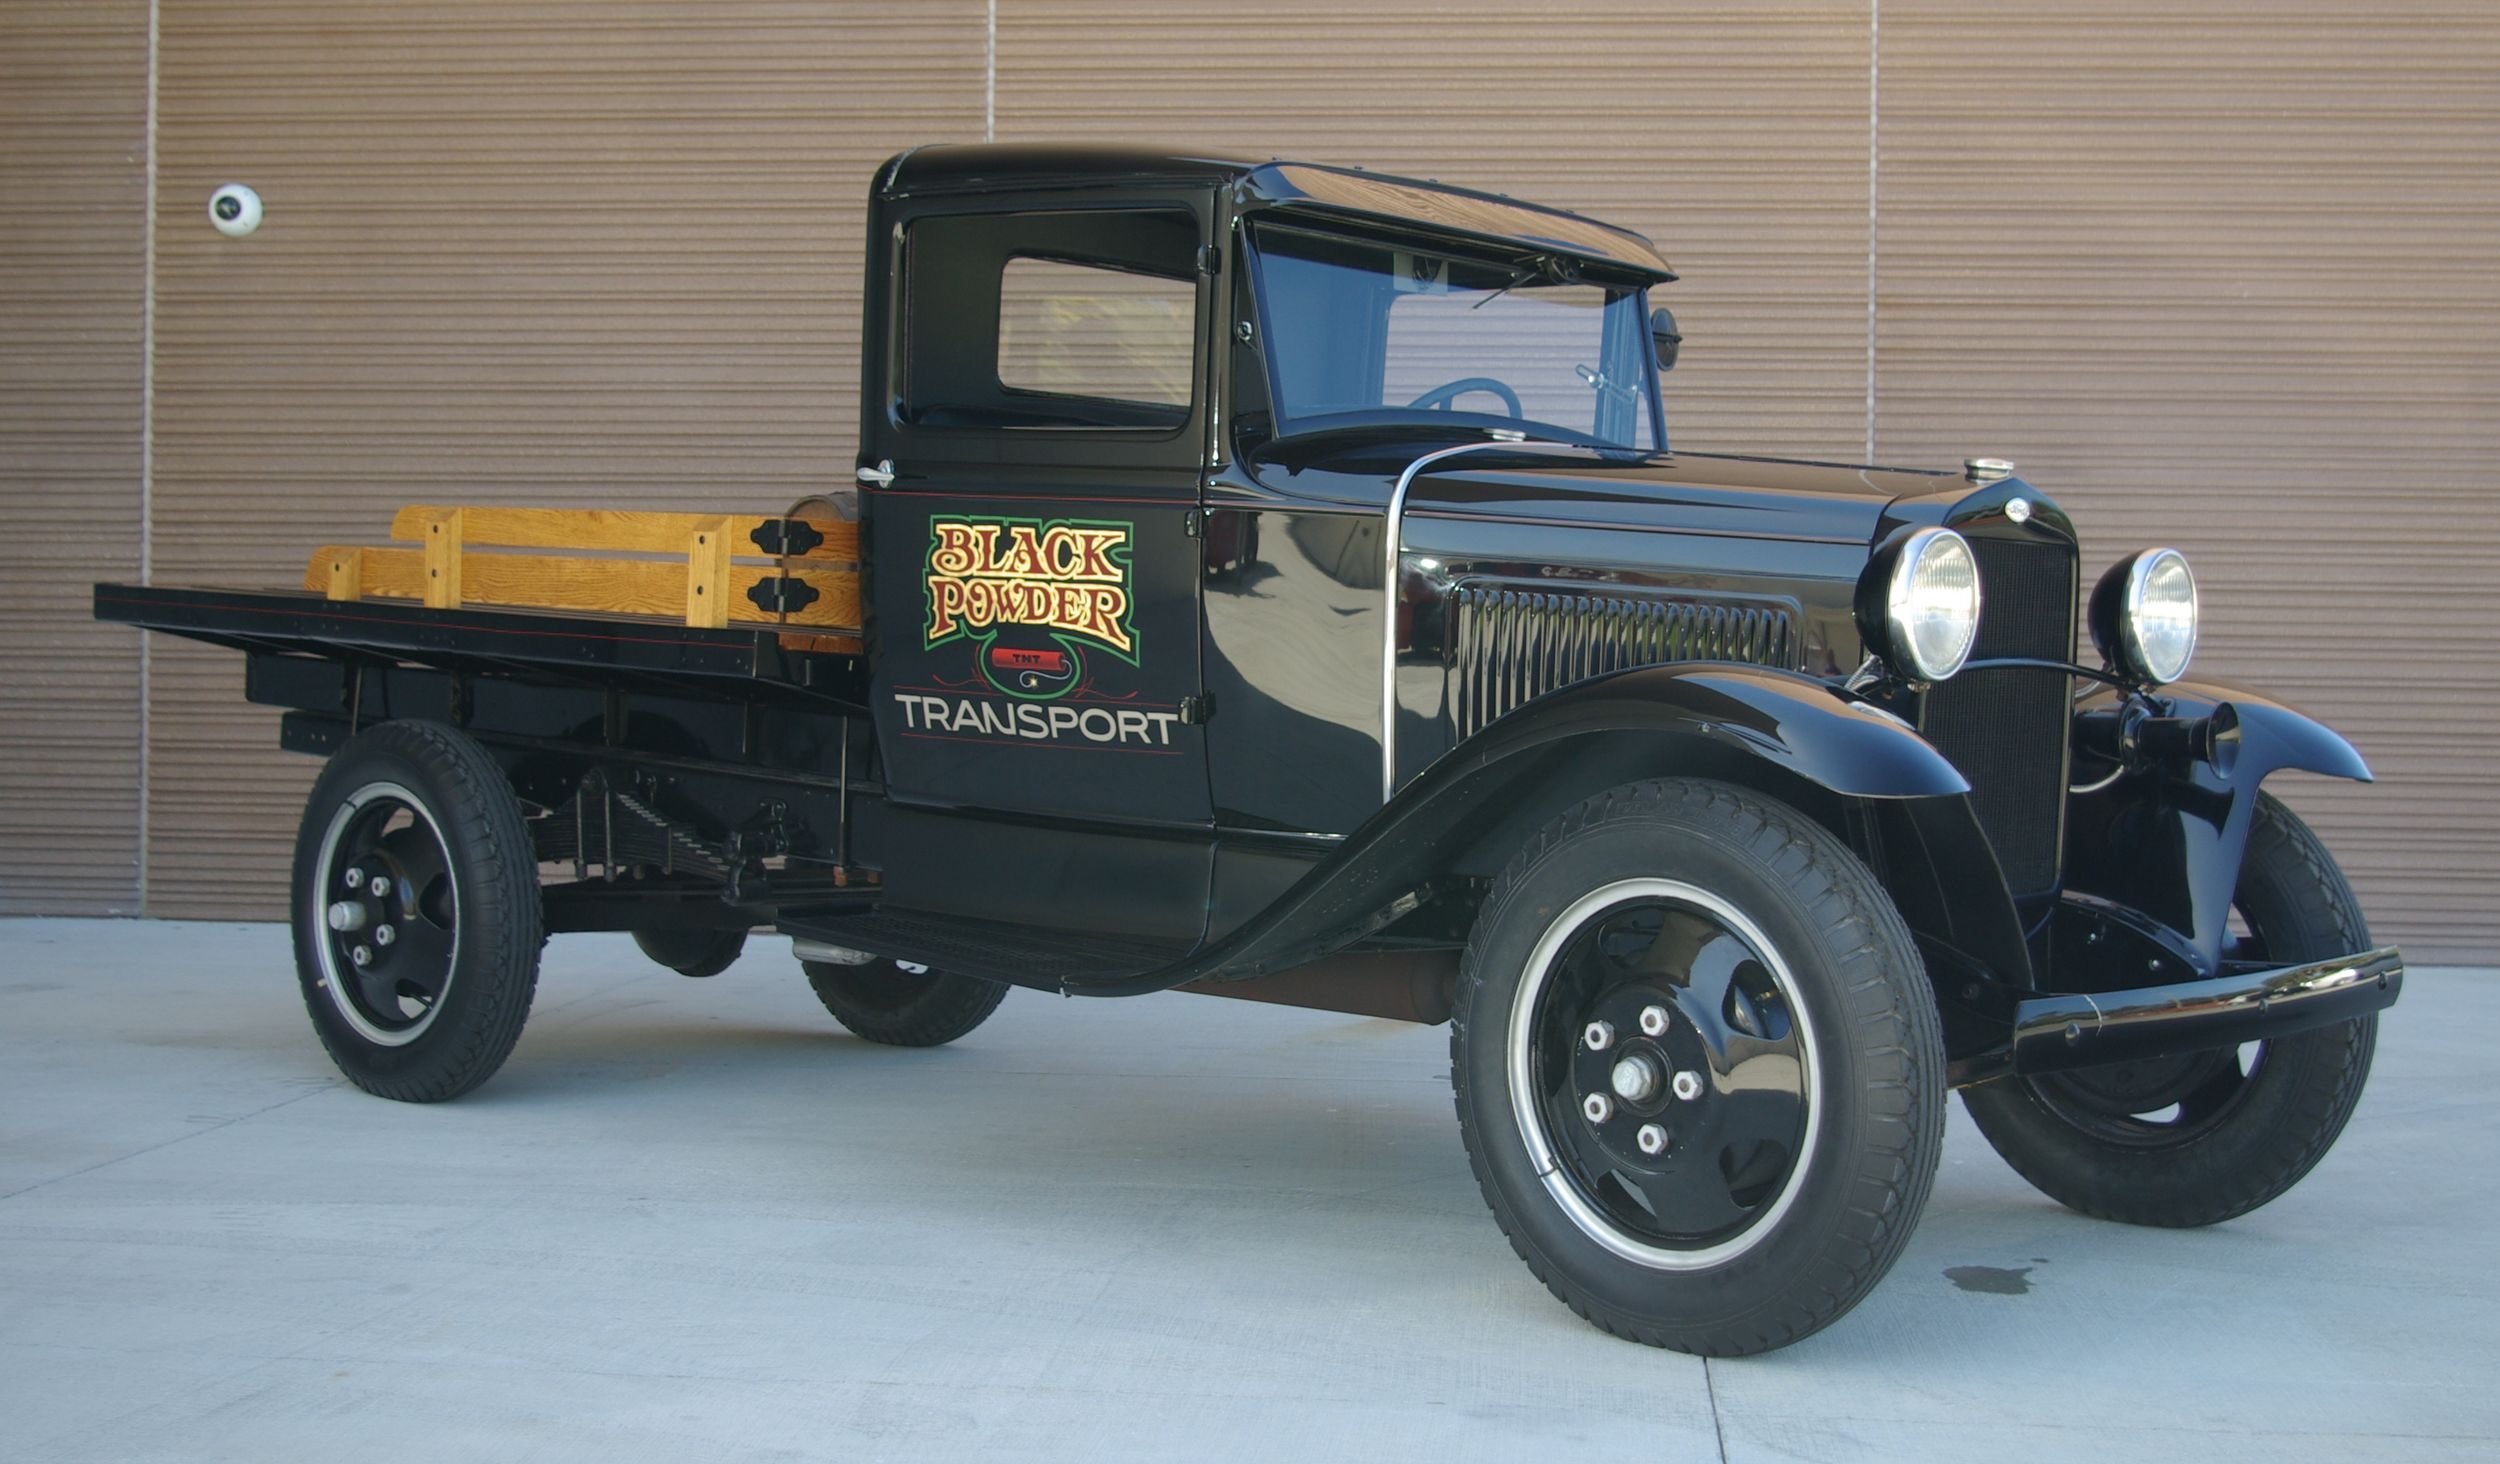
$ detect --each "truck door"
[858,195,1217,939]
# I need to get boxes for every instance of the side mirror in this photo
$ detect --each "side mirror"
[1650,307,1682,373]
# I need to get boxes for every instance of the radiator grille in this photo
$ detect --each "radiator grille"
[1918,535,2078,895]
[1450,585,1800,738]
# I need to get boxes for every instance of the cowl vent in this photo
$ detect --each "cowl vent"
[1449,584,1801,737]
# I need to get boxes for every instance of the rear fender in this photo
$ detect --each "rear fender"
[2064,677,2373,973]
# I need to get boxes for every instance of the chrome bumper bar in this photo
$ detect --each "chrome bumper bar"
[2008,946,2404,1075]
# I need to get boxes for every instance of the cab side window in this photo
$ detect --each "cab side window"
[900,209,1201,433]
[998,257,1194,411]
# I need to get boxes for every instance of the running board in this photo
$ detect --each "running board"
[776,908,1192,992]
[774,907,1462,1022]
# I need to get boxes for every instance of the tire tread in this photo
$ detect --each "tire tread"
[1450,778,1944,1356]
[1962,792,2377,1227]
[805,961,1008,1047]
[293,720,543,1103]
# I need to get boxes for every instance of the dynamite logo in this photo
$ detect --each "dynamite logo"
[924,516,1138,699]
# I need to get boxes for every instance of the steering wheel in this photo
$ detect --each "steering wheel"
[1407,376,1523,416]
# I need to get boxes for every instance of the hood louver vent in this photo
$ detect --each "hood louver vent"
[1449,584,1801,738]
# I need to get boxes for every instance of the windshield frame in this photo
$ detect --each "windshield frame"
[1238,217,1667,453]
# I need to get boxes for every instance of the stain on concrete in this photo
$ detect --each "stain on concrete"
[1945,1264,2034,1295]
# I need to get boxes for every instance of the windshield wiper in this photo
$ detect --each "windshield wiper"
[1471,255,1562,311]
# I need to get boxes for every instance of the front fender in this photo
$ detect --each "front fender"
[1069,665,2012,996]
[1424,663,1972,802]
[2163,676,2373,783]
[2065,677,2373,973]
[1230,667,1975,965]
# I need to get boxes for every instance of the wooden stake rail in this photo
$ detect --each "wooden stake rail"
[305,504,862,640]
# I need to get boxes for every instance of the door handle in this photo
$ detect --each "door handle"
[856,460,895,488]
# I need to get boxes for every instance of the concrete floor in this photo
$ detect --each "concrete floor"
[0,918,2493,1463]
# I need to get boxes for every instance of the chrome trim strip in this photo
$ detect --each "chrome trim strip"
[1379,440,1591,803]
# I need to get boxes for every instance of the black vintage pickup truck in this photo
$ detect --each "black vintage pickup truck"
[97,144,2403,1356]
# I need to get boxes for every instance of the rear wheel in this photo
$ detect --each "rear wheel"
[290,720,543,1102]
[804,958,1008,1047]
[1963,792,2379,1227]
[1452,779,1946,1356]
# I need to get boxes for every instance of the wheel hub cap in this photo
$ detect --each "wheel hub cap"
[311,782,460,1047]
[1509,879,1822,1271]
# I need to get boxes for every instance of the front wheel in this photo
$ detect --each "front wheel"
[290,720,544,1102]
[1452,779,1946,1357]
[1962,792,2379,1227]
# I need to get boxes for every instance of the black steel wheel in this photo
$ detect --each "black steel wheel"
[632,927,749,978]
[1452,779,1946,1356]
[1963,792,2378,1227]
[804,958,1008,1047]
[290,720,543,1102]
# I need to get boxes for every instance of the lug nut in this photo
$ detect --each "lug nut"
[1671,1070,1705,1102]
[1639,1004,1671,1037]
[368,873,392,898]
[343,866,364,892]
[1636,1123,1669,1156]
[349,945,372,968]
[1582,1020,1614,1052]
[1581,1093,1615,1124]
[326,901,367,933]
[373,924,395,947]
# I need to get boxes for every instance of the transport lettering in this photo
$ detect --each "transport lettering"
[894,692,1180,747]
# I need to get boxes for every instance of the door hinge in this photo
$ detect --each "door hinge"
[1183,508,1203,538]
[1197,243,1221,276]
[749,517,825,557]
[745,577,822,616]
[1180,693,1216,725]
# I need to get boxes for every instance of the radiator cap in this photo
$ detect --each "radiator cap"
[1964,457,2015,484]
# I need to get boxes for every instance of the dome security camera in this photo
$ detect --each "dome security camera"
[208,183,262,237]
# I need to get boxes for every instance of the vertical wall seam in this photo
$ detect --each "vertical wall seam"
[136,0,160,915]
[1865,0,1879,463]
[985,0,997,141]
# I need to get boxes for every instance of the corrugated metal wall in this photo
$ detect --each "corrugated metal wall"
[1873,1,2500,960]
[0,1,149,915]
[3,2,2493,958]
[140,2,985,916]
[994,2,1878,459]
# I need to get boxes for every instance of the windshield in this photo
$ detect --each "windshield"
[1245,222,1661,450]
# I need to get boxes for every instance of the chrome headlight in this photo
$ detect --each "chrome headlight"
[2089,547,2199,685]
[1857,527,1982,682]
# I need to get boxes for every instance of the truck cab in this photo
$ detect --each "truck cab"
[859,145,1695,948]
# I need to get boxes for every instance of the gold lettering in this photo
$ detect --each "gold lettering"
[928,521,981,578]
[924,517,1136,655]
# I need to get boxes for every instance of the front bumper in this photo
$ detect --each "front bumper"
[2001,946,2404,1077]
